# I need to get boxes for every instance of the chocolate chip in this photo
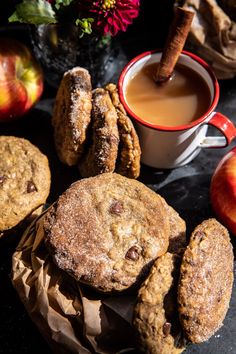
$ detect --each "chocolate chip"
[26,181,37,193]
[0,175,6,185]
[163,322,171,337]
[109,201,123,215]
[217,289,223,303]
[125,246,139,261]
[189,259,196,266]
[106,135,118,144]
[194,231,205,241]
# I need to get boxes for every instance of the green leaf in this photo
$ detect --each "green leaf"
[8,0,57,25]
[8,12,25,23]
[75,17,94,38]
[55,0,74,10]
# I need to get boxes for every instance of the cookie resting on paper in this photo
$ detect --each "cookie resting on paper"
[43,173,170,292]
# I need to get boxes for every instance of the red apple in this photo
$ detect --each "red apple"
[210,146,236,235]
[0,37,43,122]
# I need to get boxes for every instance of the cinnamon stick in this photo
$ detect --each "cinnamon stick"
[155,7,194,83]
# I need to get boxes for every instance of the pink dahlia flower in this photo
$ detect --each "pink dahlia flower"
[80,0,140,36]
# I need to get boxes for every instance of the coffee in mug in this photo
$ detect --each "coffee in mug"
[118,50,236,169]
[125,62,211,127]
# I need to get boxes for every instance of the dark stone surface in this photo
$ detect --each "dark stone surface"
[1,1,236,352]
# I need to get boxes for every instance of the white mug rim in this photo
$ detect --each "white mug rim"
[118,49,220,132]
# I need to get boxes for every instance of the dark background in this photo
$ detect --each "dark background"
[1,1,236,353]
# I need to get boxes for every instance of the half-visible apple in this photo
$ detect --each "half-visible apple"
[210,146,236,236]
[0,37,43,122]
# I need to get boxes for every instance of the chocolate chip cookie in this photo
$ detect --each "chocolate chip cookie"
[43,173,170,292]
[159,197,186,254]
[104,83,141,179]
[133,253,185,354]
[78,88,119,178]
[0,136,51,232]
[52,67,92,166]
[178,218,234,343]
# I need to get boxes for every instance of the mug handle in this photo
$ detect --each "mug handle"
[200,112,236,148]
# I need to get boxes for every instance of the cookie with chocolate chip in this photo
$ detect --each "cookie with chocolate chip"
[104,83,141,179]
[133,253,185,354]
[0,136,51,232]
[43,173,170,292]
[178,218,234,343]
[78,88,119,177]
[52,67,92,166]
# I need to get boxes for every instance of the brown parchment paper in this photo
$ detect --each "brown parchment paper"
[175,0,236,79]
[11,208,136,354]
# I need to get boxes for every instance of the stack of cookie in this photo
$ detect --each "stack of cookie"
[0,136,51,236]
[42,172,234,353]
[52,67,141,179]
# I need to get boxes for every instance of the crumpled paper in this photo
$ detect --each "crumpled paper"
[11,208,137,354]
[175,0,236,79]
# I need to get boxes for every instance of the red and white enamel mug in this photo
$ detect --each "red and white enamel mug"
[118,50,236,169]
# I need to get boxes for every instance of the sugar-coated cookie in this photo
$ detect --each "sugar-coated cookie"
[178,218,234,343]
[0,136,51,232]
[52,67,92,166]
[78,88,119,177]
[133,253,185,354]
[105,83,141,179]
[44,173,170,292]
